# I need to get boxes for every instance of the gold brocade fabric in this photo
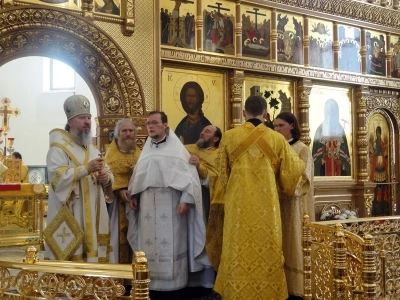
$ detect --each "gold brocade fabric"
[104,140,141,192]
[2,160,28,183]
[20,164,28,183]
[214,123,305,300]
[104,139,141,263]
[185,144,225,270]
[280,140,315,297]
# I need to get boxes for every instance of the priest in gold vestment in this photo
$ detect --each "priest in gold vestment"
[214,95,307,300]
[186,125,224,295]
[104,119,141,263]
[186,125,225,272]
[275,112,315,299]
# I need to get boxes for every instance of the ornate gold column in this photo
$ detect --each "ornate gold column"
[355,86,369,182]
[81,0,93,17]
[355,86,374,216]
[131,251,150,299]
[302,215,312,300]
[297,79,312,146]
[362,235,377,298]
[333,224,346,300]
[303,16,309,67]
[271,9,277,62]
[386,33,391,77]
[229,70,245,128]
[122,0,135,35]
[361,29,367,74]
[333,22,339,71]
[235,1,242,56]
[196,0,202,51]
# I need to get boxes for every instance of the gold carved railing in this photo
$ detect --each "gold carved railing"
[0,247,150,300]
[303,215,400,299]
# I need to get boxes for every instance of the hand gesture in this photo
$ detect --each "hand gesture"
[96,170,110,185]
[129,197,138,210]
[177,203,188,216]
[88,157,105,173]
[189,154,200,168]
[118,189,130,203]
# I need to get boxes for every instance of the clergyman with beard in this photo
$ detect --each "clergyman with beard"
[185,125,225,296]
[104,118,141,263]
[45,95,115,262]
[175,81,212,145]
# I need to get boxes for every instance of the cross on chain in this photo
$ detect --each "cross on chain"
[246,8,266,31]
[0,98,20,132]
[57,227,71,243]
[207,2,230,13]
[170,0,194,38]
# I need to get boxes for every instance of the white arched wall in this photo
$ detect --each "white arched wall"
[0,57,98,165]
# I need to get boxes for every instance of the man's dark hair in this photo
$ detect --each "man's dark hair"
[180,81,205,115]
[148,111,168,123]
[244,95,267,116]
[12,151,22,159]
[275,112,301,140]
[65,123,70,131]
[214,126,222,148]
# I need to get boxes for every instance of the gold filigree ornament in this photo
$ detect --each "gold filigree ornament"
[43,205,84,261]
[38,273,59,298]
[65,275,86,300]
[15,270,33,296]
[0,267,12,295]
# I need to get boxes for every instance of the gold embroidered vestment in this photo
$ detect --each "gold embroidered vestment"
[214,123,305,300]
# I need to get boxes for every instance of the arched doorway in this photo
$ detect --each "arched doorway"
[0,5,145,145]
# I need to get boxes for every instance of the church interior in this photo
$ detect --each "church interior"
[0,0,399,299]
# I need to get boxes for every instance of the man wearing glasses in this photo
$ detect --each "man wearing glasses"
[128,111,210,300]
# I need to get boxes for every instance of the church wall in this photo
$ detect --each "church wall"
[0,57,96,166]
[157,0,400,218]
[0,0,400,217]
[94,0,157,112]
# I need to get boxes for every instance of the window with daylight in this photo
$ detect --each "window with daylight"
[43,58,75,91]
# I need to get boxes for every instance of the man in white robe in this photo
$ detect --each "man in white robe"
[45,95,114,263]
[128,111,210,300]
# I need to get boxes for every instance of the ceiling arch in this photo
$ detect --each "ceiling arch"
[0,5,145,118]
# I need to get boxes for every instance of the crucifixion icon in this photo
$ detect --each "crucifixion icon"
[246,8,266,31]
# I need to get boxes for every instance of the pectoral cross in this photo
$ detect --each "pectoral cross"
[246,8,266,31]
[0,98,20,132]
[99,147,105,158]
[57,227,71,243]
